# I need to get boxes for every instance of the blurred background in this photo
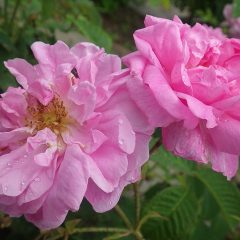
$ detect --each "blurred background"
[1,0,240,240]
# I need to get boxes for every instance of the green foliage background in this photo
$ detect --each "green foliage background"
[1,0,240,240]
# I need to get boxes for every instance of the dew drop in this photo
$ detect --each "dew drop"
[3,185,8,193]
[118,119,123,125]
[21,181,25,186]
[24,155,27,158]
[131,130,135,135]
[7,163,11,167]
[34,177,40,182]
[118,139,124,145]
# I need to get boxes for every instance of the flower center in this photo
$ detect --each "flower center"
[26,97,68,134]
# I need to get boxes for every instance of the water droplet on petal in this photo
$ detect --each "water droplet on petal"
[7,163,11,167]
[21,181,25,186]
[131,130,135,135]
[24,155,27,158]
[118,119,123,125]
[3,185,8,193]
[34,177,40,182]
[118,139,124,145]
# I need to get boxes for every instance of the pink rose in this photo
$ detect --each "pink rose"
[223,4,240,38]
[0,41,151,229]
[123,15,240,179]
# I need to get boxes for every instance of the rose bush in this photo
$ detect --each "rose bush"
[124,15,240,179]
[223,4,240,38]
[0,41,152,229]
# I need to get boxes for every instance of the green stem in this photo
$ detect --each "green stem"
[133,182,141,226]
[134,231,145,240]
[114,205,133,231]
[9,0,21,34]
[150,138,161,155]
[103,231,131,240]
[137,212,167,232]
[73,227,127,234]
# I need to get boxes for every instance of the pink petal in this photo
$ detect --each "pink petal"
[209,116,240,155]
[99,86,152,134]
[98,111,136,154]
[144,15,171,27]
[27,80,54,106]
[128,133,150,171]
[4,59,35,89]
[0,87,27,120]
[68,81,96,123]
[122,51,147,76]
[183,23,208,67]
[90,142,128,187]
[31,41,76,76]
[127,73,175,127]
[4,59,54,106]
[26,144,89,229]
[210,151,238,180]
[143,65,198,128]
[71,42,100,58]
[163,123,208,164]
[95,53,121,85]
[85,179,124,213]
[176,92,217,128]
[134,19,183,72]
[163,122,239,178]
[87,156,114,192]
[0,127,30,149]
[0,145,40,197]
[62,124,107,154]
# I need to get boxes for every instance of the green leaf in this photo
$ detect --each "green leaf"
[74,0,102,26]
[189,214,229,240]
[149,0,171,10]
[67,15,112,52]
[151,145,196,174]
[233,0,240,18]
[0,72,18,91]
[0,30,15,51]
[142,186,198,239]
[41,0,56,19]
[195,169,240,230]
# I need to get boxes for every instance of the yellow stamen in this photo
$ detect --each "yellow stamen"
[26,97,69,135]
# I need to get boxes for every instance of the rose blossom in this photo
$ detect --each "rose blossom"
[223,4,240,38]
[0,41,152,229]
[123,15,240,179]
